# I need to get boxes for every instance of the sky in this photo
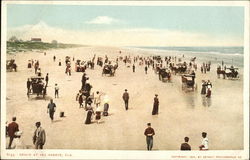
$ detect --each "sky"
[7,4,245,46]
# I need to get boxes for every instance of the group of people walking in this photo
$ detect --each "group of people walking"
[201,80,212,98]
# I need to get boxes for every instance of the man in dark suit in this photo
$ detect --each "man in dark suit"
[122,89,129,110]
[47,99,56,122]
[7,117,19,149]
[180,137,191,150]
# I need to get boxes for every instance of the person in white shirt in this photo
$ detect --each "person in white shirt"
[94,91,103,107]
[199,132,209,150]
[55,83,59,98]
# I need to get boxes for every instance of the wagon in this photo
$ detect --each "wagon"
[6,59,17,72]
[181,74,197,91]
[27,76,47,98]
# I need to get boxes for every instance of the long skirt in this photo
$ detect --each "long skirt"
[201,86,206,94]
[206,89,211,98]
[152,103,159,115]
[85,111,92,124]
[96,111,101,120]
[103,103,109,116]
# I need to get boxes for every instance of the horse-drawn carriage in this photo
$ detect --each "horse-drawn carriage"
[27,76,47,98]
[75,60,86,72]
[159,68,171,82]
[102,62,118,76]
[217,66,239,79]
[181,74,197,91]
[6,59,17,72]
[170,63,187,75]
[97,57,103,67]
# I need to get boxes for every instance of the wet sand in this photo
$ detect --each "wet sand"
[6,46,243,150]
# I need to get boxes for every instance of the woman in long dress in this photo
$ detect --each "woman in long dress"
[85,106,94,125]
[152,94,159,115]
[79,94,83,108]
[103,103,109,116]
[201,80,207,95]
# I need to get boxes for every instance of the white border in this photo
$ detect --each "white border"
[1,1,249,159]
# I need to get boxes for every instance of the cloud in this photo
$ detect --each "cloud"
[7,21,243,47]
[85,16,121,25]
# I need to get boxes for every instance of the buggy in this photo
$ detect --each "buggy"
[159,68,171,82]
[6,59,17,72]
[181,74,197,91]
[27,76,47,98]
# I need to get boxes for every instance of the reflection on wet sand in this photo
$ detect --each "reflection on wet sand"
[201,95,212,107]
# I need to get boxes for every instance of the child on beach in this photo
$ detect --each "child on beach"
[199,132,209,150]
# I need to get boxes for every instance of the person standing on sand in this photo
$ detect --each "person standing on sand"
[180,137,191,150]
[53,55,56,62]
[132,64,135,72]
[81,73,87,90]
[33,122,46,149]
[122,89,129,110]
[54,84,59,98]
[47,99,56,122]
[144,123,155,151]
[7,117,19,149]
[94,91,102,107]
[79,93,83,108]
[59,59,61,66]
[201,80,207,95]
[152,94,159,115]
[45,73,49,86]
[145,66,148,74]
[27,78,31,94]
[199,132,209,150]
[85,103,94,124]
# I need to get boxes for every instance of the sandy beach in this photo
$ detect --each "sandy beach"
[5,46,243,150]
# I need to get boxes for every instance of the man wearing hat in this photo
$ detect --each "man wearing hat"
[144,123,155,151]
[152,94,159,115]
[122,89,129,110]
[47,99,56,122]
[33,122,46,149]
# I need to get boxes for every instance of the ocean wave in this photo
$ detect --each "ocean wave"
[129,46,244,56]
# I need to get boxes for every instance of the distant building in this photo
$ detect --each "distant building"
[31,38,42,42]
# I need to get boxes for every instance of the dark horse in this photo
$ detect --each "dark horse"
[217,67,226,79]
[217,67,239,79]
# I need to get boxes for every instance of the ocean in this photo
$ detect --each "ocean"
[129,46,244,68]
